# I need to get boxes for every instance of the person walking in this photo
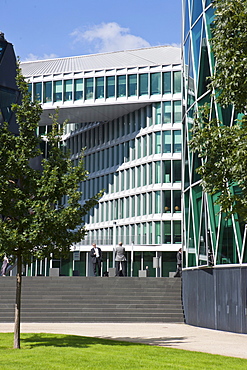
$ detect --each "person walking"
[1,256,9,277]
[174,248,182,277]
[115,242,127,276]
[90,243,102,276]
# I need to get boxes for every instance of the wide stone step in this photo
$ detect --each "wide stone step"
[0,277,183,323]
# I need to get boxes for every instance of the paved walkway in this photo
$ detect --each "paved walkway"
[1,322,247,359]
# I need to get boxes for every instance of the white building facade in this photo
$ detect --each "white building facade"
[21,46,182,277]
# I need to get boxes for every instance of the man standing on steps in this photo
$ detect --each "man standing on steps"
[90,243,102,276]
[115,242,127,276]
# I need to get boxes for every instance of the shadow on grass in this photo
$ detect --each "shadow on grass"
[19,333,187,349]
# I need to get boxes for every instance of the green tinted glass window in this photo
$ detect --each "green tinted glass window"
[173,101,182,123]
[163,190,171,213]
[173,71,181,93]
[150,73,161,95]
[106,76,115,98]
[85,78,94,99]
[155,221,161,244]
[28,83,32,99]
[173,221,181,243]
[155,132,161,154]
[64,80,72,101]
[163,131,171,153]
[117,75,126,97]
[128,74,137,96]
[74,79,83,100]
[139,74,148,96]
[163,101,171,124]
[154,102,161,124]
[53,81,62,102]
[173,190,181,213]
[164,221,171,243]
[96,77,104,99]
[155,191,161,213]
[163,161,171,183]
[34,82,42,102]
[163,72,171,94]
[173,130,181,153]
[155,161,161,183]
[173,160,181,182]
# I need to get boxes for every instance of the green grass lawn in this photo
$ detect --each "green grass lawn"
[0,333,246,370]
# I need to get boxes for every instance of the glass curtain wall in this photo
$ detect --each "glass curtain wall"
[182,0,246,267]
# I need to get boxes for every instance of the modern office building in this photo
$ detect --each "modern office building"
[0,32,20,134]
[182,0,247,333]
[21,46,183,277]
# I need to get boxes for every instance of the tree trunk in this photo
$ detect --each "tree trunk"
[14,252,22,349]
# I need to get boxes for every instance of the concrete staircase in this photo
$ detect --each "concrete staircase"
[0,276,184,323]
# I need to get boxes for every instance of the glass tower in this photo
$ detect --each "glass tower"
[182,0,247,269]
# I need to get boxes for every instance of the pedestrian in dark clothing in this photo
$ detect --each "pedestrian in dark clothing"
[115,242,127,276]
[174,248,182,277]
[90,243,102,276]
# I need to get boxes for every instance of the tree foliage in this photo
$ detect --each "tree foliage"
[189,0,247,221]
[210,0,247,112]
[0,64,103,348]
[190,105,247,221]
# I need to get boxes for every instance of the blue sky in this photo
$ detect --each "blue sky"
[1,0,182,61]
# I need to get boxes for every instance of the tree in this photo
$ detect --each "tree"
[189,0,247,221]
[0,64,102,349]
[210,0,247,112]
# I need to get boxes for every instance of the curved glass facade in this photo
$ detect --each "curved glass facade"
[23,47,183,277]
[182,0,247,268]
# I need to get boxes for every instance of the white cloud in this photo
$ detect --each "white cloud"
[70,22,151,53]
[24,53,58,62]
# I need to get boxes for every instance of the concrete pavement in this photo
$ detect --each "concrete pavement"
[1,322,247,359]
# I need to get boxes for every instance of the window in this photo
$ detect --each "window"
[139,74,148,96]
[163,221,171,244]
[173,190,181,213]
[163,101,171,124]
[163,131,171,153]
[148,163,153,185]
[128,74,137,96]
[155,132,161,154]
[64,80,72,101]
[150,73,161,95]
[117,75,126,97]
[173,71,181,94]
[163,190,171,213]
[154,103,161,124]
[142,164,147,186]
[143,135,147,157]
[173,101,182,123]
[155,161,161,183]
[163,72,171,94]
[173,130,181,153]
[34,82,42,102]
[74,79,83,100]
[131,195,135,217]
[155,221,161,244]
[148,133,153,155]
[173,221,181,243]
[106,76,115,98]
[96,77,104,99]
[53,81,62,102]
[43,81,52,103]
[137,195,141,216]
[173,160,181,182]
[163,161,171,183]
[28,83,32,99]
[85,78,94,99]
